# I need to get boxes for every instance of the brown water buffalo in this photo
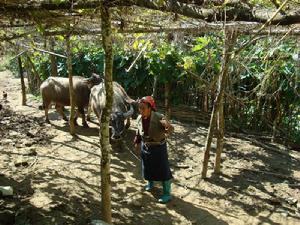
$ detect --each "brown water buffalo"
[88,81,138,140]
[40,73,102,126]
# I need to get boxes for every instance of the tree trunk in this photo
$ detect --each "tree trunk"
[201,30,237,178]
[25,53,42,93]
[164,81,171,119]
[50,37,58,77]
[66,35,75,135]
[18,56,26,105]
[100,2,113,223]
[152,75,158,98]
[24,60,34,93]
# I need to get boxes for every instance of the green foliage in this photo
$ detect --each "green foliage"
[0,56,11,72]
[145,42,184,83]
[5,34,299,144]
[5,57,19,77]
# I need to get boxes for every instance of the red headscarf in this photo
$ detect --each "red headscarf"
[140,96,156,111]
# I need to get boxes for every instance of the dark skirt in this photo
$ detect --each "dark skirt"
[141,142,173,181]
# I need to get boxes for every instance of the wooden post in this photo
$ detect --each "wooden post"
[164,81,171,119]
[100,2,113,223]
[214,85,225,174]
[201,30,237,178]
[66,35,75,135]
[18,56,26,105]
[50,37,58,77]
[203,90,208,112]
[152,76,158,98]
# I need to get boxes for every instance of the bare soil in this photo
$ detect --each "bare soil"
[0,70,300,225]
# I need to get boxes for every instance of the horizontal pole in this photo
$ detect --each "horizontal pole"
[43,23,300,36]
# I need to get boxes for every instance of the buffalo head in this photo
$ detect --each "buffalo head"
[84,73,103,88]
[110,104,134,140]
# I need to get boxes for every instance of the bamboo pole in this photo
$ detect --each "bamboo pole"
[66,35,75,135]
[17,43,67,58]
[50,37,58,76]
[125,41,149,72]
[18,56,26,106]
[100,1,113,223]
[214,85,225,174]
[152,76,158,98]
[201,29,237,178]
[43,26,300,37]
[164,81,171,119]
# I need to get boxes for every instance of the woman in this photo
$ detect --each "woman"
[134,96,173,203]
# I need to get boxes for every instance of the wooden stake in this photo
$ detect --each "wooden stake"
[100,2,113,223]
[165,81,171,119]
[66,35,75,135]
[50,37,58,76]
[152,76,158,98]
[18,56,26,106]
[201,29,237,178]
[214,88,225,174]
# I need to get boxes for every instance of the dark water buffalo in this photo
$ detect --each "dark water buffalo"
[89,81,138,140]
[40,73,102,126]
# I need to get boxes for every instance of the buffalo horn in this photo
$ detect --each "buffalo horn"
[123,104,134,118]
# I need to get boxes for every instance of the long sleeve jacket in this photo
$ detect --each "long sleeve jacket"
[135,111,167,144]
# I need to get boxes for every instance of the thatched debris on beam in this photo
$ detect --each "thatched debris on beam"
[0,1,300,25]
[112,0,300,25]
[0,1,101,12]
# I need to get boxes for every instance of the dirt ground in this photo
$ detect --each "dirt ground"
[0,70,300,225]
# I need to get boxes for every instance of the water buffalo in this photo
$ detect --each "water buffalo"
[40,73,102,126]
[89,81,138,140]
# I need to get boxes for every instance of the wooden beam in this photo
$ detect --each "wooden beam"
[0,1,300,25]
[18,43,67,59]
[0,1,101,11]
[43,25,300,36]
[9,51,27,61]
[112,0,300,25]
[0,23,35,28]
[0,30,36,42]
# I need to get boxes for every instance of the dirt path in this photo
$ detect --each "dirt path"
[1,70,300,225]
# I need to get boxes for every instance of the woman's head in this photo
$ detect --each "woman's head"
[138,96,156,118]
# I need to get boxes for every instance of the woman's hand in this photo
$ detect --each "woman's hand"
[160,119,174,134]
[134,143,141,155]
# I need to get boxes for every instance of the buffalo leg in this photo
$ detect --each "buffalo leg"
[44,103,50,123]
[55,104,68,121]
[87,102,92,121]
[79,107,88,127]
[74,110,79,126]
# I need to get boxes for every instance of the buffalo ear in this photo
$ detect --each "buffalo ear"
[84,73,103,86]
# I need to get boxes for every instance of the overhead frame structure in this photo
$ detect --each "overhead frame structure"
[0,0,300,43]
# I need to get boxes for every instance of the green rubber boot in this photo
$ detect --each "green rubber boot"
[145,180,154,191]
[158,180,172,203]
